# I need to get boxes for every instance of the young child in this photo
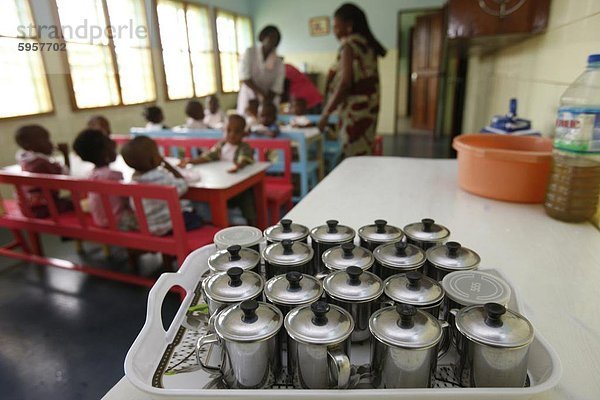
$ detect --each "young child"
[87,115,111,136]
[72,129,136,230]
[289,97,314,127]
[121,136,201,236]
[203,95,226,129]
[179,115,254,173]
[179,115,257,225]
[14,124,73,218]
[183,100,207,129]
[143,106,167,130]
[251,102,280,137]
[244,99,260,132]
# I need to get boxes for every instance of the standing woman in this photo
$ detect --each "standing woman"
[236,26,285,115]
[318,3,386,157]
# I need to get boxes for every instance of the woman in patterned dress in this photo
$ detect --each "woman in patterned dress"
[318,3,386,157]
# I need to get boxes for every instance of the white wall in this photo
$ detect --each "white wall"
[462,0,600,136]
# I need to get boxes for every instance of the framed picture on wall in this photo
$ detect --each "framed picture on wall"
[309,16,330,36]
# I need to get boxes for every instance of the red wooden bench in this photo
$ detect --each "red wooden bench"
[112,135,294,226]
[0,171,220,288]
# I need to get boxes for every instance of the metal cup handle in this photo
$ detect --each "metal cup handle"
[327,347,351,389]
[195,333,221,373]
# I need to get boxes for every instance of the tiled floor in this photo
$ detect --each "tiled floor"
[0,132,454,400]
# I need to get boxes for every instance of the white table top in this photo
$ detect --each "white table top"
[103,157,600,400]
[280,126,321,140]
[3,155,270,191]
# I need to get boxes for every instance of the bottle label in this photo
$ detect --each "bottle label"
[555,107,600,153]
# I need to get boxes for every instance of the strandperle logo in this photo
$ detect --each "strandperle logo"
[17,19,148,41]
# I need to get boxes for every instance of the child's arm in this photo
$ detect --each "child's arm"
[178,157,209,167]
[57,143,70,170]
[179,143,221,167]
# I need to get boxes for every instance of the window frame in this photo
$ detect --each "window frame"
[154,0,219,102]
[214,7,254,94]
[0,0,56,120]
[51,0,157,112]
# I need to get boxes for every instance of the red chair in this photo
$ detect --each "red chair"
[249,139,294,225]
[0,171,219,288]
[373,136,384,156]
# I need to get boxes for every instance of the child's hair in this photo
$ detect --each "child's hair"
[14,124,50,150]
[185,100,204,120]
[292,98,308,115]
[73,129,112,166]
[87,115,111,135]
[206,95,220,111]
[246,99,259,114]
[228,114,247,133]
[121,135,159,172]
[260,102,277,117]
[143,106,164,123]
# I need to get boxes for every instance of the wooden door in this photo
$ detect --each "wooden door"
[410,12,443,131]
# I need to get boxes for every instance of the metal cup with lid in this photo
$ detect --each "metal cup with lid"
[403,218,450,251]
[265,272,323,365]
[310,220,356,276]
[369,304,447,388]
[323,266,384,342]
[454,303,534,388]
[426,241,480,281]
[384,271,445,318]
[373,241,427,279]
[322,243,374,274]
[264,219,309,245]
[285,301,353,389]
[357,219,404,251]
[442,270,512,372]
[207,245,261,275]
[201,267,264,316]
[196,300,283,388]
[262,239,314,279]
[213,226,264,252]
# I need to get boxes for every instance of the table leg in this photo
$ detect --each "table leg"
[209,193,229,228]
[253,176,267,230]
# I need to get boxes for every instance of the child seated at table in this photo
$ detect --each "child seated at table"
[182,100,208,129]
[14,124,73,218]
[289,98,314,127]
[87,115,111,136]
[121,136,201,236]
[179,115,257,226]
[72,129,137,230]
[244,99,260,132]
[143,106,168,130]
[203,95,226,129]
[179,115,254,173]
[251,102,280,138]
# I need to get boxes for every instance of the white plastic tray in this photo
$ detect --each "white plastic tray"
[124,244,561,399]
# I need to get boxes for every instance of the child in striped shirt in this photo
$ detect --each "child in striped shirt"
[121,136,201,236]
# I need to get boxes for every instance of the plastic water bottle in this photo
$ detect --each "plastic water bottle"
[544,54,600,222]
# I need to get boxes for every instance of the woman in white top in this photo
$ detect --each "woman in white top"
[236,26,285,115]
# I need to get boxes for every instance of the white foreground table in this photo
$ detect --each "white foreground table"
[103,157,600,400]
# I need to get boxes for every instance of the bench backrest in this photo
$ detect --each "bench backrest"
[0,171,189,254]
[112,135,292,186]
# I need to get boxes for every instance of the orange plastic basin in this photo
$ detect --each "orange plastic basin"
[452,134,553,203]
